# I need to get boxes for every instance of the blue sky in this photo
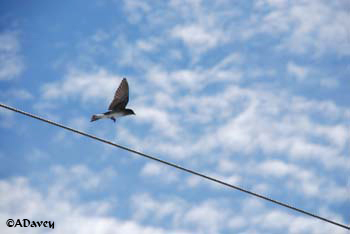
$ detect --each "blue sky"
[0,0,349,233]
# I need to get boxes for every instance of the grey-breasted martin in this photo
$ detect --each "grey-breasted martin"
[91,78,135,123]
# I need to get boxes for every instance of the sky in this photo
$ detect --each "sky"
[0,0,349,233]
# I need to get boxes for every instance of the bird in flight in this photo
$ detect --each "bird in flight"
[91,78,135,123]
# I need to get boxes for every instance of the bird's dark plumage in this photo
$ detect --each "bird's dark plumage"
[108,78,129,111]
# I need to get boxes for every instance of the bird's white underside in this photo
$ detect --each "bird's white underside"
[96,112,125,119]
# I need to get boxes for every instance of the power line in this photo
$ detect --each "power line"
[0,102,349,231]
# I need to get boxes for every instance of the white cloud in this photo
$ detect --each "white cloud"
[134,106,181,139]
[0,31,24,80]
[320,78,339,89]
[0,160,347,234]
[140,162,179,184]
[136,37,161,52]
[167,2,238,61]
[183,201,229,234]
[216,158,239,173]
[48,164,117,200]
[141,162,163,176]
[68,116,90,131]
[130,192,348,234]
[0,167,190,234]
[111,70,349,174]
[171,24,221,53]
[121,0,238,62]
[256,159,349,201]
[41,69,121,103]
[131,193,231,233]
[115,125,190,160]
[122,0,151,24]
[2,89,33,100]
[131,193,185,223]
[112,36,154,70]
[91,30,110,42]
[253,0,350,55]
[258,160,294,177]
[144,62,242,95]
[202,89,350,170]
[105,75,349,207]
[26,148,49,161]
[260,210,347,234]
[287,62,309,81]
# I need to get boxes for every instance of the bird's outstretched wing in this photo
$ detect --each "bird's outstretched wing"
[108,78,129,111]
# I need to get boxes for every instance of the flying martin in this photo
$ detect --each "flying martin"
[91,78,135,123]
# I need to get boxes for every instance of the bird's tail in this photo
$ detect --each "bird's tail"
[91,114,102,122]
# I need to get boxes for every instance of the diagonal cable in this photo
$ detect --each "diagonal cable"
[0,103,349,230]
